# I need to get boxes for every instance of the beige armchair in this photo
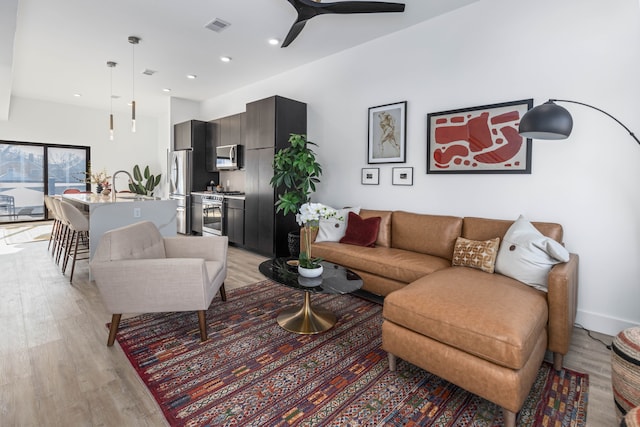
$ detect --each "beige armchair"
[89,220,228,346]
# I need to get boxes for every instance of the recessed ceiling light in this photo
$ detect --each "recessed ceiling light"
[220,56,232,63]
[268,38,280,46]
[162,88,171,93]
[73,93,82,97]
[186,74,197,79]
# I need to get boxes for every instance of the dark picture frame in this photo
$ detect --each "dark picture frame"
[368,101,407,164]
[361,168,379,185]
[392,167,413,186]
[426,99,533,174]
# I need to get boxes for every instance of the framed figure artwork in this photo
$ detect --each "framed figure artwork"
[368,101,407,164]
[361,168,379,185]
[427,99,533,174]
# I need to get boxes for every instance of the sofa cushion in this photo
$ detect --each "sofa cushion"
[463,216,564,244]
[315,206,361,242]
[495,215,570,291]
[391,211,463,260]
[311,241,451,284]
[340,212,381,247]
[359,209,392,248]
[383,267,548,370]
[451,236,500,273]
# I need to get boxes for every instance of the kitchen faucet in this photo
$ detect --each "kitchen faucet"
[111,170,135,201]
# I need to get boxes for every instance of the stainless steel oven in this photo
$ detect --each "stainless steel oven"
[202,194,225,236]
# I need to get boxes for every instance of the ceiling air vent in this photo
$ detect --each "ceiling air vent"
[205,18,231,33]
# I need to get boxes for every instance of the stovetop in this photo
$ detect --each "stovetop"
[197,190,245,196]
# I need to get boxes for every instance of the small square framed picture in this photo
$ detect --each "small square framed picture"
[392,167,413,186]
[361,168,380,185]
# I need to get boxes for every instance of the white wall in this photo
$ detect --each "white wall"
[200,0,640,336]
[0,96,162,194]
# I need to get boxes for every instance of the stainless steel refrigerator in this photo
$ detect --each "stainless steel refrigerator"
[169,150,192,234]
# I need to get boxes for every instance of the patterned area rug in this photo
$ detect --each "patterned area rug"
[113,280,588,426]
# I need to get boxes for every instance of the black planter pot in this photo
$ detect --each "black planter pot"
[287,230,301,258]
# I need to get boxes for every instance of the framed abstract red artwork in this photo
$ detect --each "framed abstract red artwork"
[427,99,533,174]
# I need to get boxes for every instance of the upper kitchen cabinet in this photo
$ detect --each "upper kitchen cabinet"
[173,120,218,191]
[245,96,306,150]
[206,113,246,172]
[174,120,206,151]
[220,113,245,147]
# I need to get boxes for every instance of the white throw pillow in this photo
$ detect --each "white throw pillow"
[315,206,361,243]
[495,215,570,291]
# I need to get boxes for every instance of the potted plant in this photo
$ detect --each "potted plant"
[270,133,323,256]
[128,164,161,197]
[295,202,339,277]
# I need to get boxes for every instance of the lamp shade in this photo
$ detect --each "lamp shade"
[518,100,573,140]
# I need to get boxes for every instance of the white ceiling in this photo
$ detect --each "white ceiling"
[4,0,478,117]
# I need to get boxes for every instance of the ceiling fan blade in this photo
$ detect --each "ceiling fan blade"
[282,20,308,48]
[320,1,405,14]
[280,0,406,47]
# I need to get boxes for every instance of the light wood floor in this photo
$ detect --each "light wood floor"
[0,228,617,426]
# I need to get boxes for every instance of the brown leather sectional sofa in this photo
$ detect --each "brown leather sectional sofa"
[307,209,579,427]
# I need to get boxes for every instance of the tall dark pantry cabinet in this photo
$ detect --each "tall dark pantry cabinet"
[244,96,307,257]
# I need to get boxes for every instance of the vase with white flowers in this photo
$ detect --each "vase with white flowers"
[296,202,341,277]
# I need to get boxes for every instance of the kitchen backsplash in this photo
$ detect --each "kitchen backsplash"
[219,170,245,193]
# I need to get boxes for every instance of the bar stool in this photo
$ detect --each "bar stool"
[43,195,60,254]
[50,197,69,264]
[59,200,89,283]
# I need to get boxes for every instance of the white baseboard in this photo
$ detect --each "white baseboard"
[575,309,640,337]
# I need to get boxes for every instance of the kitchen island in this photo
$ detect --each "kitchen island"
[62,193,177,259]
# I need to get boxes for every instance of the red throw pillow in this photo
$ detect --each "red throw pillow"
[339,212,381,247]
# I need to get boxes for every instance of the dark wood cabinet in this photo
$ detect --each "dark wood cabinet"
[226,198,244,245]
[220,113,244,147]
[206,113,246,172]
[244,96,307,257]
[191,194,203,235]
[173,120,218,191]
[205,119,220,172]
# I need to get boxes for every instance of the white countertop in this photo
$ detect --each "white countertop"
[62,193,164,205]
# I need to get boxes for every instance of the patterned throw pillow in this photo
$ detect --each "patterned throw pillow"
[452,236,501,273]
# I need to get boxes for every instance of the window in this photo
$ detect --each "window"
[0,141,90,223]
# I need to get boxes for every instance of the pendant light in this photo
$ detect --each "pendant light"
[107,61,116,140]
[128,36,140,133]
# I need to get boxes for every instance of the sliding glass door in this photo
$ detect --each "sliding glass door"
[0,141,90,223]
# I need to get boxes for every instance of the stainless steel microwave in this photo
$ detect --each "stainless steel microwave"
[216,144,243,170]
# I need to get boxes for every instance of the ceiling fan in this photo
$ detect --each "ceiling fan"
[281,0,406,47]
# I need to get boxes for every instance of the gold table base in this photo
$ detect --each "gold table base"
[277,291,336,334]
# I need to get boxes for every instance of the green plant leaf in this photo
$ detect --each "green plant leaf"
[133,164,142,182]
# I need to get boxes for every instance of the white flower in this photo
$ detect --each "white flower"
[296,202,341,226]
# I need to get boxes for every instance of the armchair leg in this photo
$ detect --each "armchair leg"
[107,314,122,347]
[219,283,227,301]
[198,310,208,342]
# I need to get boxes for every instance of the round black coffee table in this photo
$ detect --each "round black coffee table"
[259,258,363,334]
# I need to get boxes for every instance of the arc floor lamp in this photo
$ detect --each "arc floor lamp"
[518,99,639,145]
